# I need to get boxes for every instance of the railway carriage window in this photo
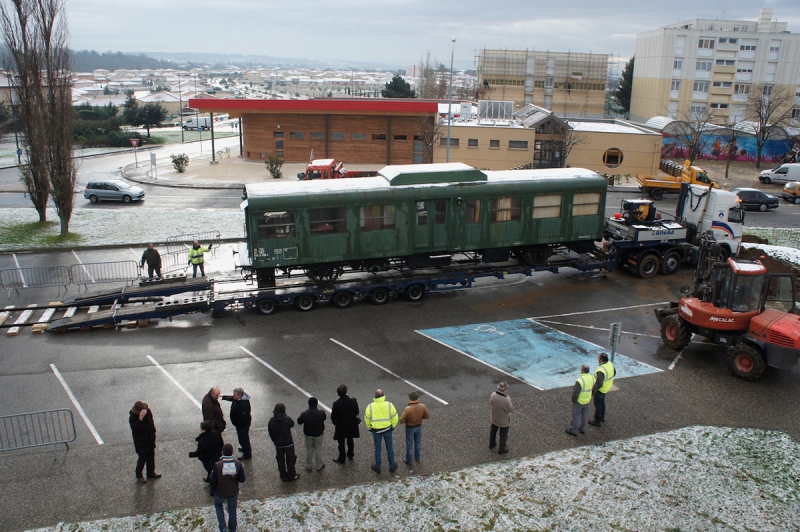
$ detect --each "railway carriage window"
[434,201,447,224]
[360,205,396,231]
[416,202,428,226]
[465,200,481,224]
[490,197,522,222]
[532,195,562,219]
[258,211,295,239]
[572,193,601,216]
[310,207,347,234]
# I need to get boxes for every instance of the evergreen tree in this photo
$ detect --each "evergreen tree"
[614,56,634,114]
[381,75,416,98]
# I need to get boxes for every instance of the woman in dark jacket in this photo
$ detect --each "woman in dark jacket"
[129,401,161,483]
[330,384,360,463]
[189,420,224,481]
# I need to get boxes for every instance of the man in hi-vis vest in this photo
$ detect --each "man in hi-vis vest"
[589,353,615,427]
[566,365,595,436]
[365,389,398,473]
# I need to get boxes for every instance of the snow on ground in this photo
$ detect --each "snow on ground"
[30,426,800,532]
[741,242,800,269]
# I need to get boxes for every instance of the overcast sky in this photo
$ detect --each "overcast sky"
[66,0,798,69]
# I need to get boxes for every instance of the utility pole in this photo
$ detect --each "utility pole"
[177,71,184,143]
[446,37,456,163]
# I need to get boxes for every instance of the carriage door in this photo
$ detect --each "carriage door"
[415,200,448,251]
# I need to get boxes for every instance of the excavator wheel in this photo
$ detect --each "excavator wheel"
[660,314,691,351]
[727,343,766,381]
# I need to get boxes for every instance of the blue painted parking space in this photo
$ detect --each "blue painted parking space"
[418,318,660,390]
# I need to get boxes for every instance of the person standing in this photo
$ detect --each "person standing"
[188,240,213,278]
[398,391,430,466]
[297,396,327,472]
[189,420,224,482]
[566,365,595,436]
[364,389,398,473]
[489,382,513,455]
[202,387,227,432]
[209,443,245,532]
[140,243,162,279]
[222,388,251,460]
[267,403,299,482]
[129,401,161,483]
[589,353,615,427]
[330,384,360,464]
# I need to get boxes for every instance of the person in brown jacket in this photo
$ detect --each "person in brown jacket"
[202,387,227,432]
[489,381,513,455]
[398,391,431,466]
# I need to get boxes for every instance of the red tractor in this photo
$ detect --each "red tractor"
[655,234,800,380]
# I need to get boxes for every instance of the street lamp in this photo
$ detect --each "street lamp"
[350,67,354,97]
[446,37,456,163]
[5,73,21,164]
[177,71,184,143]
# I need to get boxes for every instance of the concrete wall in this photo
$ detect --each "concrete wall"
[432,124,538,170]
[566,129,661,177]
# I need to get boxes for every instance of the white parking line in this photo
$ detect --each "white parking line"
[49,364,104,445]
[146,355,202,410]
[330,338,450,404]
[71,250,95,283]
[238,346,331,413]
[12,253,27,287]
[531,301,670,320]
[415,330,543,390]
[536,319,662,339]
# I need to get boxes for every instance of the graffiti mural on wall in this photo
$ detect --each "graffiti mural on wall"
[661,134,800,164]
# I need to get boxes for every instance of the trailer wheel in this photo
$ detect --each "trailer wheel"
[257,298,278,315]
[294,294,316,312]
[331,291,354,309]
[650,189,664,201]
[637,253,660,278]
[661,251,681,275]
[369,287,390,305]
[727,343,766,381]
[660,315,691,350]
[405,284,425,302]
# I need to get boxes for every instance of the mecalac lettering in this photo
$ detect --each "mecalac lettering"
[708,316,734,323]
[680,304,693,317]
[650,230,675,236]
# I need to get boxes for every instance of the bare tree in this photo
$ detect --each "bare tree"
[669,108,717,164]
[416,51,439,99]
[745,84,794,169]
[538,120,586,168]
[718,118,745,179]
[2,0,75,234]
[412,114,442,163]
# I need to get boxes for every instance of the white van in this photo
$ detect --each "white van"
[182,117,212,131]
[759,163,800,185]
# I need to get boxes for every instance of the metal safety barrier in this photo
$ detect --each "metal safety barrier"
[69,261,140,292]
[0,265,71,297]
[0,409,76,460]
[166,231,222,257]
[160,248,190,274]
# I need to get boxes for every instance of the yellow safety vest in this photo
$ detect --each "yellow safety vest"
[577,373,595,405]
[188,246,209,265]
[596,361,615,394]
[365,396,397,431]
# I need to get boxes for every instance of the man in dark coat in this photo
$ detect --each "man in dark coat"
[297,396,326,472]
[140,243,162,279]
[330,384,360,464]
[267,403,299,481]
[129,401,162,483]
[189,420,224,482]
[202,386,227,432]
[222,387,252,460]
[210,443,246,532]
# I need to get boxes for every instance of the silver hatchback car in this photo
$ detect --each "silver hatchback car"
[84,180,145,204]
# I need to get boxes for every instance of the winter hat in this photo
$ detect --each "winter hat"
[408,391,419,401]
[497,382,507,392]
[308,397,318,408]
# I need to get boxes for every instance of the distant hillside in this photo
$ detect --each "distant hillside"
[71,50,182,72]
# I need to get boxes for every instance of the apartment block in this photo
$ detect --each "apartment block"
[630,8,800,125]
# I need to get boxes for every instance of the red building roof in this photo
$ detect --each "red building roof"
[188,98,439,114]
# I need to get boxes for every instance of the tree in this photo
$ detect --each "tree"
[138,102,167,137]
[669,108,716,163]
[614,56,634,115]
[539,120,586,168]
[719,119,744,179]
[0,100,12,135]
[744,84,794,169]
[381,75,416,98]
[412,114,442,163]
[2,0,76,235]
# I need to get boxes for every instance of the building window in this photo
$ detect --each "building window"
[690,104,707,116]
[310,207,347,234]
[671,80,681,91]
[465,200,481,224]
[710,103,729,109]
[360,205,395,231]
[715,60,735,67]
[330,132,345,140]
[736,67,753,73]
[258,211,295,239]
[770,46,779,52]
[602,148,623,169]
[274,132,284,138]
[275,151,283,158]
[352,133,365,140]
[311,132,324,139]
[440,138,459,147]
[673,59,683,69]
[508,140,528,150]
[728,38,738,44]
[693,81,710,93]
[468,139,478,147]
[762,85,773,97]
[372,134,386,141]
[792,109,800,119]
[696,61,712,71]
[289,132,304,139]
[490,197,522,222]
[740,45,756,51]
[275,140,284,149]
[489,139,500,149]
[734,84,750,94]
[712,81,732,88]
[393,134,407,141]
[719,38,729,44]
[532,195,562,219]
[572,193,601,216]
[698,38,715,49]
[733,26,748,32]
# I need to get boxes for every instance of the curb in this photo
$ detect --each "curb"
[121,162,246,190]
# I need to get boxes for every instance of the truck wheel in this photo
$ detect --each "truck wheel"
[651,189,664,201]
[727,343,766,381]
[660,315,691,350]
[294,294,316,312]
[661,251,681,275]
[257,298,278,315]
[369,287,390,305]
[637,253,660,278]
[405,284,425,302]
[331,291,354,309]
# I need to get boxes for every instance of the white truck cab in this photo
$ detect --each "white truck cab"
[677,184,744,255]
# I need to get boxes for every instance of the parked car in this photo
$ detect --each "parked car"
[758,163,800,185]
[730,188,779,212]
[83,180,145,204]
[782,182,800,204]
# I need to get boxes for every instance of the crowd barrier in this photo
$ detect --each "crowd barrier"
[0,409,76,460]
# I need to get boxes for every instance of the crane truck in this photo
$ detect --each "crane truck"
[636,159,718,200]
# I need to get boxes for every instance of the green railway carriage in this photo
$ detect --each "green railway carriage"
[242,163,607,287]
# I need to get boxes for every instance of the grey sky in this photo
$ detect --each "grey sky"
[66,0,797,68]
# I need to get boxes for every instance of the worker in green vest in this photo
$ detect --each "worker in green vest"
[364,389,398,474]
[589,353,615,427]
[188,240,213,278]
[566,364,595,436]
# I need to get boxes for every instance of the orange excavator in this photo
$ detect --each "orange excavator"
[655,233,800,380]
